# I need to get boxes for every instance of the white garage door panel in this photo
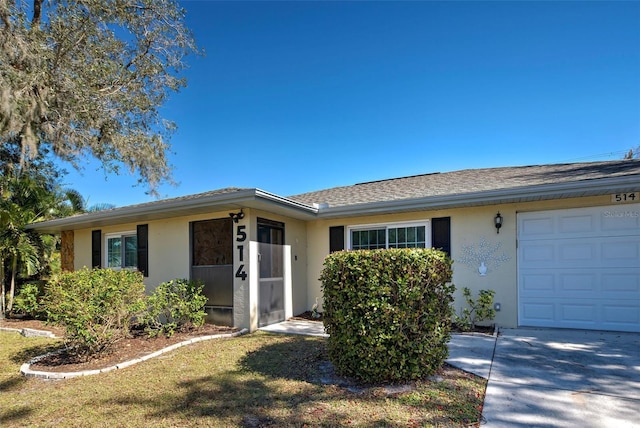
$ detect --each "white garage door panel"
[520,268,639,300]
[518,205,640,333]
[520,239,640,268]
[520,298,639,332]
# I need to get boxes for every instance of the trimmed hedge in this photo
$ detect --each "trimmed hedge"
[43,268,146,355]
[320,248,455,383]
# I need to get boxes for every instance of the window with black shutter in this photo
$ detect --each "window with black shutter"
[329,226,345,252]
[91,230,102,268]
[136,224,149,277]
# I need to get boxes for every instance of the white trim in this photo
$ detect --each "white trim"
[346,220,430,250]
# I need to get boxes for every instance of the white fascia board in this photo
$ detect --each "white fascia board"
[316,175,640,218]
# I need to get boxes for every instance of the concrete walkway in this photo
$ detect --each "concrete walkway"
[260,320,329,337]
[262,321,640,427]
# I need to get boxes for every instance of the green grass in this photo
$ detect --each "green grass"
[0,331,485,427]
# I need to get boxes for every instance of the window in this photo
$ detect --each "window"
[348,221,429,250]
[106,232,137,269]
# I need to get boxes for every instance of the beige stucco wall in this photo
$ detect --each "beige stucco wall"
[71,193,617,330]
[73,229,93,271]
[306,194,616,329]
[72,208,309,331]
[74,210,238,292]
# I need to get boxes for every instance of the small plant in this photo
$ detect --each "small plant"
[311,297,321,319]
[13,282,44,319]
[43,268,146,356]
[142,279,208,337]
[455,287,496,331]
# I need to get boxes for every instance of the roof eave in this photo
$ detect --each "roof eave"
[28,189,318,233]
[316,175,640,218]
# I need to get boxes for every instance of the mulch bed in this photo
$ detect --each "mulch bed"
[1,318,238,373]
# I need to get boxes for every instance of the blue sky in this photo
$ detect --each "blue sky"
[60,1,640,207]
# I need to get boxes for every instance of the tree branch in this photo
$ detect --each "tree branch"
[32,0,42,27]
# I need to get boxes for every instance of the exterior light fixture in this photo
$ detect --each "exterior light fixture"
[229,210,244,223]
[494,212,503,234]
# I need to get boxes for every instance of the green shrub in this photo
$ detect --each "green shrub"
[320,248,455,383]
[43,268,146,355]
[454,287,496,331]
[142,279,208,337]
[13,282,44,319]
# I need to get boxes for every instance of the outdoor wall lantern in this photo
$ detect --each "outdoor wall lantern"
[229,210,244,223]
[494,212,503,234]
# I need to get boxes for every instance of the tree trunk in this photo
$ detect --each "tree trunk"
[0,261,5,319]
[6,254,17,314]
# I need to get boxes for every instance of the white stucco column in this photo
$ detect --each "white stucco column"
[232,219,259,332]
[283,244,293,320]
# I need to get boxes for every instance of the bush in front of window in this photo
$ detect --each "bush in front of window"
[320,248,455,383]
[142,279,208,337]
[43,268,146,356]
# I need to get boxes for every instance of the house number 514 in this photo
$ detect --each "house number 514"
[612,193,639,203]
[235,225,247,280]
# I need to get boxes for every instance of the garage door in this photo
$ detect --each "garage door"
[518,205,640,332]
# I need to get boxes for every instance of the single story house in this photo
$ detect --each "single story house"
[29,160,640,333]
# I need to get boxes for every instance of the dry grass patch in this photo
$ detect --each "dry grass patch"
[1,330,485,427]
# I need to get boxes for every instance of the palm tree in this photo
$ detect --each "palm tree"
[61,188,115,214]
[0,175,53,316]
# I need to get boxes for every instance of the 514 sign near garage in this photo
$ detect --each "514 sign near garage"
[611,193,639,203]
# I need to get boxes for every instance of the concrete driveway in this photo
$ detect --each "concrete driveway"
[482,328,640,428]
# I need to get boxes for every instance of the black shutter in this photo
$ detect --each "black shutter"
[329,226,345,253]
[91,230,102,268]
[137,224,149,277]
[431,217,451,257]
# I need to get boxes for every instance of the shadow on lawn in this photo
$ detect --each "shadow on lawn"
[95,335,481,426]
[100,372,368,427]
[238,335,330,383]
[97,336,408,427]
[7,342,63,365]
[0,405,34,426]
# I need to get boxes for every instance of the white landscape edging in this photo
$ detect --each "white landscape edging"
[20,328,249,380]
[0,326,58,338]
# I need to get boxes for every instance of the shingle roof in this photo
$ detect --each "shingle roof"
[288,160,640,208]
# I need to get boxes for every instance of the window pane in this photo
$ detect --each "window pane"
[398,228,406,243]
[124,235,138,268]
[107,237,122,268]
[378,230,386,248]
[417,226,425,242]
[407,227,416,242]
[351,228,386,250]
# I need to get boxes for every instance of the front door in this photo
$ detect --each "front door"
[257,218,285,327]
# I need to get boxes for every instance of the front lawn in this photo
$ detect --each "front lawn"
[0,330,485,427]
